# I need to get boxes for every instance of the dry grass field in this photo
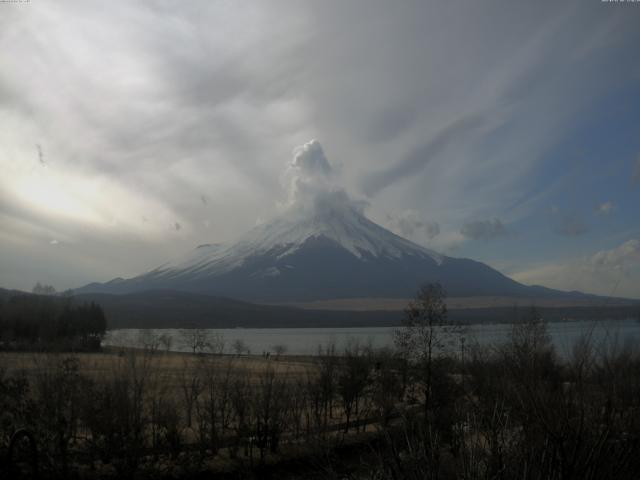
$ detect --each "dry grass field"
[0,348,315,388]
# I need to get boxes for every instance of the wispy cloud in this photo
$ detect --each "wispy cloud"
[512,239,640,298]
[591,239,640,270]
[551,208,589,237]
[595,201,615,216]
[361,113,487,196]
[460,218,508,241]
[385,209,440,241]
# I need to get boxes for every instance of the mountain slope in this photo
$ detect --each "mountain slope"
[76,204,581,302]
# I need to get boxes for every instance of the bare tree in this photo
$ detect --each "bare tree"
[137,330,161,354]
[394,283,459,416]
[32,282,56,295]
[229,369,251,459]
[289,378,308,441]
[208,331,225,355]
[80,351,152,476]
[181,328,211,355]
[232,338,248,356]
[250,365,290,461]
[314,342,338,433]
[158,333,173,353]
[272,344,287,360]
[32,355,85,476]
[338,341,370,432]
[179,357,202,428]
[370,349,403,426]
[195,355,236,456]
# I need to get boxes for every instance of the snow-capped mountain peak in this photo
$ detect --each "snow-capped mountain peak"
[74,139,577,302]
[75,199,550,302]
[154,204,443,280]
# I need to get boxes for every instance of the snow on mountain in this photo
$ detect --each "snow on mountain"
[150,203,443,283]
[75,200,574,301]
[140,138,442,285]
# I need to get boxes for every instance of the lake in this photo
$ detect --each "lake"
[104,318,640,358]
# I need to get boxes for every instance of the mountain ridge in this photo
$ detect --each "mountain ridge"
[4,287,635,329]
[75,204,600,302]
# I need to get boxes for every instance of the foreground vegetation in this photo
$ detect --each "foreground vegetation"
[1,286,640,479]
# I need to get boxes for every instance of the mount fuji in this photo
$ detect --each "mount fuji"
[77,199,567,302]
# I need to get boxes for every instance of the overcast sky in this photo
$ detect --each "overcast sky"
[1,1,640,298]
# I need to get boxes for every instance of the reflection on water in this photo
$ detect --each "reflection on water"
[103,319,640,358]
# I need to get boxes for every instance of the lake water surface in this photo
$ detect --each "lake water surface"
[104,318,640,358]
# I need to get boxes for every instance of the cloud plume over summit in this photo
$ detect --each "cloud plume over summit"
[283,139,367,217]
[461,219,508,241]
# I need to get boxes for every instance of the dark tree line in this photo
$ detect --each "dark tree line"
[0,293,106,350]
